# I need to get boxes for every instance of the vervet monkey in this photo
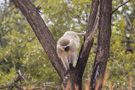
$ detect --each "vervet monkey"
[56,31,85,71]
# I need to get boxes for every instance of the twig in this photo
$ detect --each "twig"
[36,2,42,10]
[36,2,43,13]
[112,0,131,14]
[125,14,132,27]
[43,82,62,90]
[17,70,27,82]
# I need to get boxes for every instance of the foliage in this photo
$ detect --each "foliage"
[0,1,60,89]
[0,0,135,89]
[35,0,91,40]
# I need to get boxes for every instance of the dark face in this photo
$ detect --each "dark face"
[64,46,69,52]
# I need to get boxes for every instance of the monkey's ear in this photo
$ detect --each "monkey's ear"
[64,46,69,52]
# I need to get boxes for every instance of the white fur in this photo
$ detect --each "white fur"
[57,31,80,70]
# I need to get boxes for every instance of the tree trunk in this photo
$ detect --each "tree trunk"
[12,0,65,79]
[90,0,112,90]
[63,69,82,90]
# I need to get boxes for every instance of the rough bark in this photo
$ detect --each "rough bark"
[12,0,65,79]
[90,0,112,90]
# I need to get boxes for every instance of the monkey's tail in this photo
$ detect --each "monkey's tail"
[76,32,86,36]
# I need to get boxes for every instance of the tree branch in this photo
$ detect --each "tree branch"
[112,0,131,14]
[12,0,65,79]
[17,70,27,82]
[125,14,132,26]
[76,0,99,76]
[36,2,42,10]
[36,2,42,13]
[79,11,99,58]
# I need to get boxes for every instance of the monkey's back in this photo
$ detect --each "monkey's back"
[56,31,80,70]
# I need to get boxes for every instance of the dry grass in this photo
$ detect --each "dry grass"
[23,73,133,90]
[84,73,133,90]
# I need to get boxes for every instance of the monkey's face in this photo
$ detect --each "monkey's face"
[64,46,69,52]
[59,39,70,52]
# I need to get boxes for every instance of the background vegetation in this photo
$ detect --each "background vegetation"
[0,0,134,89]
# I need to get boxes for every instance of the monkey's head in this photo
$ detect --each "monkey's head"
[59,39,70,52]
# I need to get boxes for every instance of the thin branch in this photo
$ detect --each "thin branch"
[36,2,42,10]
[112,0,131,14]
[17,70,27,82]
[43,82,62,89]
[36,2,42,13]
[125,14,132,27]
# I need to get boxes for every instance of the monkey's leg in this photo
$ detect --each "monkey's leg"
[71,50,78,67]
[61,57,69,71]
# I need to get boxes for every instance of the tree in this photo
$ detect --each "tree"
[1,0,132,90]
[90,0,112,89]
[0,0,134,89]
[11,0,113,89]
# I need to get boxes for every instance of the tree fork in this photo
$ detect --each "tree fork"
[12,0,100,90]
